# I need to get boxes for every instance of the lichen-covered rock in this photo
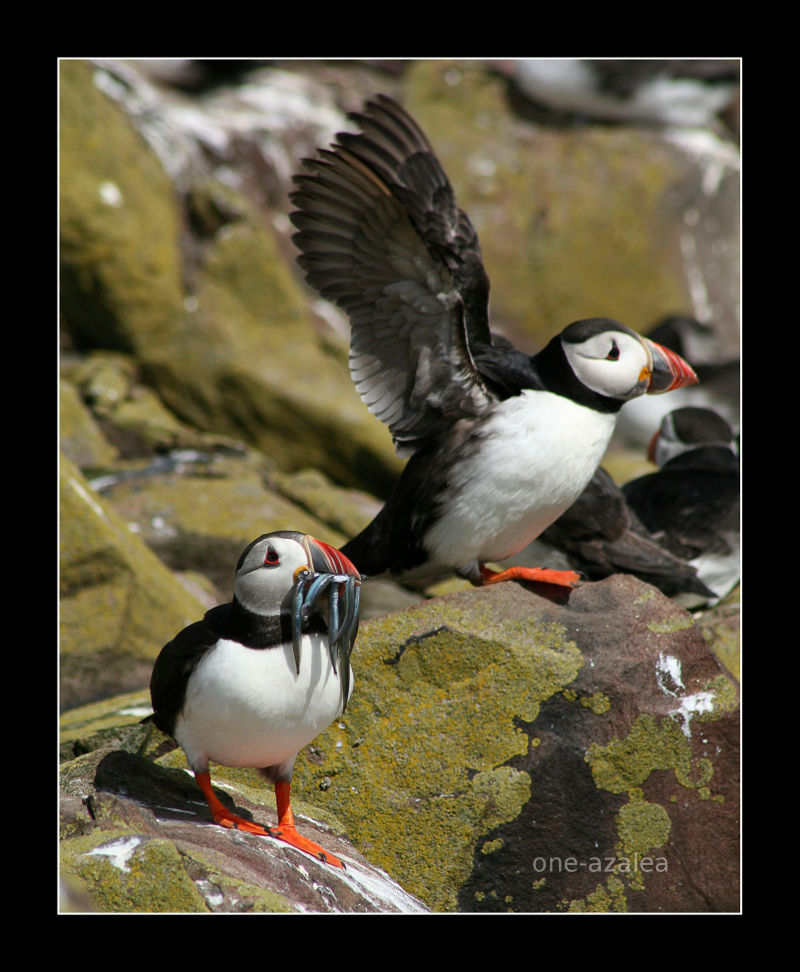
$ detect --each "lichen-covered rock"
[65,351,220,458]
[59,455,205,709]
[285,577,739,912]
[60,378,119,471]
[92,449,347,598]
[59,58,402,495]
[59,60,186,355]
[697,585,740,680]
[61,576,738,913]
[454,578,739,913]
[59,735,429,914]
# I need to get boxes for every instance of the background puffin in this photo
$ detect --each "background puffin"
[614,314,740,451]
[289,95,698,590]
[150,531,361,868]
[622,407,740,604]
[539,465,716,599]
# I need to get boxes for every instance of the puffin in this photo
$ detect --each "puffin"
[539,465,716,599]
[289,95,699,589]
[623,406,740,602]
[150,531,361,868]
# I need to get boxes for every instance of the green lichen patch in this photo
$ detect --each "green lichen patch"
[60,824,299,913]
[647,615,696,634]
[288,594,584,911]
[586,713,696,795]
[186,867,295,914]
[481,838,504,856]
[61,829,208,913]
[584,667,736,903]
[697,586,740,680]
[696,675,740,723]
[580,692,612,715]
[567,875,628,913]
[616,789,672,859]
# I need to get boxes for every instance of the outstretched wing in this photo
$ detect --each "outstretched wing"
[290,95,495,457]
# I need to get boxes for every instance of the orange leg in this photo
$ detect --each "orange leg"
[270,780,344,869]
[195,771,272,836]
[195,772,344,868]
[477,564,581,588]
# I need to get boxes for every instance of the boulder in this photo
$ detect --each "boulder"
[400,60,739,356]
[59,455,206,709]
[60,575,738,913]
[59,59,403,496]
[60,739,428,914]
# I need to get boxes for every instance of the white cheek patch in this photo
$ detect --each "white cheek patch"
[565,334,649,401]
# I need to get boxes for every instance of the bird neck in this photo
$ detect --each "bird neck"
[227,596,291,648]
[227,596,329,649]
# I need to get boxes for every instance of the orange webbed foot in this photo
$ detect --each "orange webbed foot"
[269,823,344,868]
[272,779,345,868]
[477,564,582,588]
[212,807,274,836]
[194,773,345,868]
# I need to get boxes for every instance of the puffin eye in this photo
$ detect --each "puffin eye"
[606,341,620,361]
[263,543,280,567]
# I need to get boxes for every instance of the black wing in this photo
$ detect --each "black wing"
[149,606,230,738]
[290,95,495,457]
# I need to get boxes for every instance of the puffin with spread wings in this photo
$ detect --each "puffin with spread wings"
[290,95,698,589]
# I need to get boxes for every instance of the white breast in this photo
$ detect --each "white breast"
[175,634,351,772]
[424,390,616,568]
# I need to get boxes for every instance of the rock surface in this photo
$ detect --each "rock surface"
[59,57,740,912]
[60,743,429,914]
[60,576,738,913]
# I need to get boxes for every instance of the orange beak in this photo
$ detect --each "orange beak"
[643,338,699,394]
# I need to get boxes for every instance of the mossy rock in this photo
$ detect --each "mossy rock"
[59,60,402,494]
[60,829,208,913]
[288,590,584,911]
[59,454,205,707]
[60,378,119,470]
[59,60,185,354]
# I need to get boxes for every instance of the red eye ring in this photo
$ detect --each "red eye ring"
[263,543,280,567]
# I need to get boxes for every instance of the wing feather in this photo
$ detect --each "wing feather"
[290,95,495,456]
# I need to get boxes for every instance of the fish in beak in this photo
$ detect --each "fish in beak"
[291,536,362,708]
[642,337,699,394]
